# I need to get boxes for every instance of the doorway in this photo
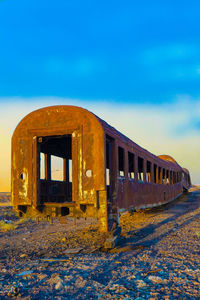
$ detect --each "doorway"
[37,135,72,204]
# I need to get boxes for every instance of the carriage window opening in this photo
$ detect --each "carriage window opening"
[51,155,64,181]
[154,164,157,183]
[170,171,173,184]
[138,156,144,181]
[118,147,125,177]
[40,152,45,180]
[69,159,72,183]
[166,170,169,184]
[146,161,151,183]
[177,172,180,182]
[128,152,134,179]
[173,171,176,184]
[158,167,161,184]
[162,169,166,184]
[106,169,110,185]
[106,140,110,185]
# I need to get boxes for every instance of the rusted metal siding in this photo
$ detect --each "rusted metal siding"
[100,121,185,212]
[12,106,108,231]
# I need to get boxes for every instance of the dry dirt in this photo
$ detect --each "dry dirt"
[0,188,199,299]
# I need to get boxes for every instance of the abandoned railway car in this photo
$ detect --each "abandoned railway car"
[11,105,191,232]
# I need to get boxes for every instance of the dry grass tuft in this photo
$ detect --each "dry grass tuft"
[0,221,17,232]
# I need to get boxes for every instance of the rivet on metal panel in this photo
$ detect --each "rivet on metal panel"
[86,170,92,177]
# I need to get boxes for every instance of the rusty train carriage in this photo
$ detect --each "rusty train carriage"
[11,106,191,232]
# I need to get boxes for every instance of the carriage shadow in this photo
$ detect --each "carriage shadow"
[119,190,200,249]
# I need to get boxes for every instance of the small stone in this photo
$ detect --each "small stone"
[17,270,33,276]
[75,278,87,288]
[37,274,48,281]
[64,247,83,254]
[104,235,119,249]
[55,281,63,290]
[148,275,163,284]
[64,275,73,281]
[136,280,147,288]
[8,286,20,297]
[20,254,27,258]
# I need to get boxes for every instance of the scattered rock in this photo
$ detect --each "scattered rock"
[145,268,162,275]
[20,254,27,258]
[136,280,147,288]
[148,275,163,284]
[7,286,20,297]
[64,247,83,254]
[16,270,33,276]
[1,268,7,272]
[0,190,199,298]
[104,235,119,249]
[55,281,64,290]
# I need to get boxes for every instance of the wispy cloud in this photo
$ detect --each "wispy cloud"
[141,43,200,81]
[44,56,106,77]
[142,44,198,65]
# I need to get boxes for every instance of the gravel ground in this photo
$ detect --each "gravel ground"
[0,189,199,299]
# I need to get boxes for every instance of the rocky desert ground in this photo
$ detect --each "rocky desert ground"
[0,188,199,299]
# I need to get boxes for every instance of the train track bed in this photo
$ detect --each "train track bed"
[0,189,199,299]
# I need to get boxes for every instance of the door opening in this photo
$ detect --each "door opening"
[37,135,72,204]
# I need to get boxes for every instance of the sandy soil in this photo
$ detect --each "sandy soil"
[0,189,199,299]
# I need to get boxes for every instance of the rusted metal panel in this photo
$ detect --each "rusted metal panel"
[12,106,108,230]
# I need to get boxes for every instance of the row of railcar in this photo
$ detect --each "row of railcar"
[11,106,191,231]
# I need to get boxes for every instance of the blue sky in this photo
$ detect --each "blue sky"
[1,0,200,103]
[0,0,200,190]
